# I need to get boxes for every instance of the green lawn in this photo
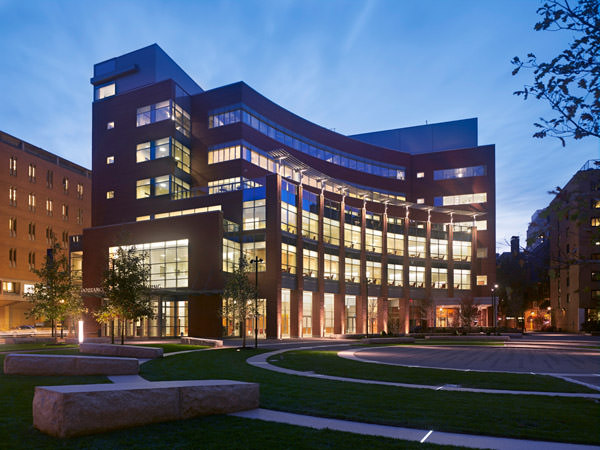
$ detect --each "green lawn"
[142,349,600,445]
[0,354,457,449]
[132,343,210,353]
[268,350,596,393]
[1,348,598,447]
[0,343,77,353]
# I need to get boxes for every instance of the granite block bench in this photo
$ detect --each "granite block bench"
[79,342,163,358]
[424,335,510,341]
[180,337,223,347]
[361,337,415,344]
[33,379,259,437]
[3,353,139,376]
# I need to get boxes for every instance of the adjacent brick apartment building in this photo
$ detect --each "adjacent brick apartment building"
[82,44,496,339]
[548,160,600,332]
[0,131,91,330]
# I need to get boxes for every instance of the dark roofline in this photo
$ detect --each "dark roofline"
[0,130,91,178]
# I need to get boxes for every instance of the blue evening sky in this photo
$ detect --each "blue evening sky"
[0,0,597,252]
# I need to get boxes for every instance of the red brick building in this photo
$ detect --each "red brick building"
[0,131,91,330]
[82,44,496,339]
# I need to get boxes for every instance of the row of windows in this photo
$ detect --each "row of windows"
[434,193,487,207]
[8,219,75,242]
[7,158,84,197]
[135,175,190,200]
[7,189,82,222]
[433,165,486,180]
[109,240,189,289]
[136,100,191,137]
[136,205,221,222]
[136,137,191,173]
[277,243,475,288]
[208,108,406,180]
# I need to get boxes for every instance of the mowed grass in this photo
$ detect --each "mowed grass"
[0,343,77,353]
[141,348,600,445]
[268,350,596,393]
[0,355,459,450]
[133,343,210,353]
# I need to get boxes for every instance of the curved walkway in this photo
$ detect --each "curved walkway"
[246,346,600,399]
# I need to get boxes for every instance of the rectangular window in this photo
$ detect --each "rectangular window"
[416,172,425,179]
[366,260,381,285]
[136,101,190,137]
[106,156,115,164]
[454,269,471,290]
[416,198,425,204]
[591,218,600,227]
[345,257,360,282]
[107,121,115,130]
[47,170,53,188]
[434,193,487,206]
[77,183,84,199]
[109,239,189,289]
[95,82,115,100]
[477,247,488,258]
[242,240,266,272]
[433,165,486,180]
[137,138,191,173]
[46,199,53,215]
[324,254,339,280]
[222,238,241,273]
[77,209,84,225]
[592,272,600,281]
[303,249,318,278]
[62,204,68,220]
[28,193,36,211]
[9,157,17,176]
[63,177,69,193]
[408,236,426,258]
[430,238,448,260]
[281,243,296,274]
[431,267,448,289]
[28,164,36,182]
[28,251,35,270]
[477,275,488,286]
[9,217,16,237]
[136,175,190,200]
[388,263,403,287]
[106,190,114,199]
[243,199,266,230]
[9,187,16,206]
[408,266,425,288]
[453,240,472,261]
[28,222,35,240]
[8,248,17,268]
[345,296,356,334]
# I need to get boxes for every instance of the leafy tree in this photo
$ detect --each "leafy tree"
[222,255,257,348]
[96,246,153,344]
[366,297,378,336]
[458,296,478,331]
[511,0,599,144]
[25,240,85,338]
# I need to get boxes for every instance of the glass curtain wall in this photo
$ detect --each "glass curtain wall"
[281,289,291,338]
[302,190,319,241]
[345,295,356,334]
[302,292,312,336]
[324,294,334,336]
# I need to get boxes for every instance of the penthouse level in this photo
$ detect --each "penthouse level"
[82,44,495,339]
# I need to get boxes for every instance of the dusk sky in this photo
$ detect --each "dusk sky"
[0,0,597,252]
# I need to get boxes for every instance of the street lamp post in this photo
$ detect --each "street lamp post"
[491,284,499,330]
[250,257,263,349]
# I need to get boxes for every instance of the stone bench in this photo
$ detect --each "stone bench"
[424,335,510,341]
[361,337,415,344]
[3,354,139,376]
[79,342,163,358]
[180,337,223,347]
[33,379,259,437]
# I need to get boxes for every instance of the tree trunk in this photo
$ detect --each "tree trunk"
[241,318,246,348]
[51,319,55,338]
[110,321,115,344]
[121,319,125,345]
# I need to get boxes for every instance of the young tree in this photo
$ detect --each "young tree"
[511,0,599,144]
[222,255,257,348]
[458,296,479,332]
[25,241,85,338]
[97,246,153,345]
[366,297,378,336]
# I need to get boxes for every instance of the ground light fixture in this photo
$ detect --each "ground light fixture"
[250,257,263,348]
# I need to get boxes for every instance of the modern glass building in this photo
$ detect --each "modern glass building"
[82,44,496,339]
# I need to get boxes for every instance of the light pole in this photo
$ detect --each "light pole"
[250,257,263,349]
[491,284,499,330]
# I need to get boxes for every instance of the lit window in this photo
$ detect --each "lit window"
[8,187,16,206]
[106,190,114,199]
[477,247,488,258]
[434,193,487,206]
[46,199,53,215]
[107,121,115,130]
[477,275,487,286]
[95,83,115,100]
[416,172,425,179]
[62,204,68,220]
[591,218,600,227]
[76,183,84,199]
[106,156,115,164]
[9,157,17,176]
[28,193,36,210]
[416,198,425,204]
[28,164,36,182]
[434,165,486,180]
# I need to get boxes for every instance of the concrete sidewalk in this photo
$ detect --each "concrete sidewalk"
[231,408,598,450]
